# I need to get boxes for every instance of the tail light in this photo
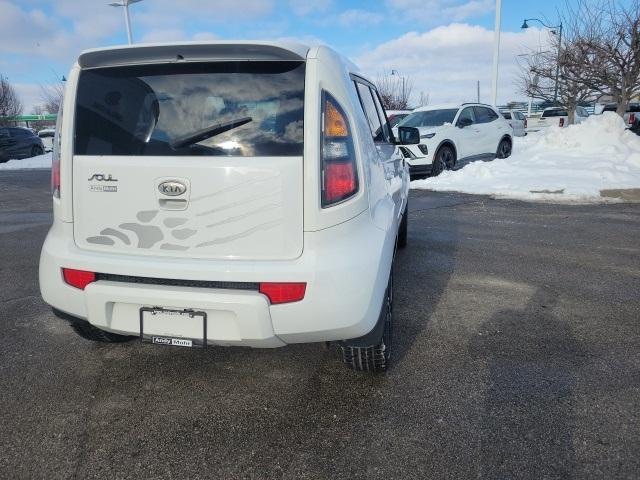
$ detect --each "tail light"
[629,113,636,125]
[259,282,306,304]
[321,91,358,207]
[559,118,565,127]
[62,268,96,290]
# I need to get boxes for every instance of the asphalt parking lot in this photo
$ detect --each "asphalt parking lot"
[1,169,639,479]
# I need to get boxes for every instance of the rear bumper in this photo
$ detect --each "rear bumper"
[39,210,395,347]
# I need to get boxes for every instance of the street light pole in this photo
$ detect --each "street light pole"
[553,23,563,104]
[109,0,144,45]
[491,0,503,106]
[522,18,563,104]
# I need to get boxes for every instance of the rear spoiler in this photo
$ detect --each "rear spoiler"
[78,41,309,69]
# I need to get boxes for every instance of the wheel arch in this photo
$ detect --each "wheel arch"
[434,139,457,160]
[500,134,513,145]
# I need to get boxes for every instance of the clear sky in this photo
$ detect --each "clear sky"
[0,0,594,111]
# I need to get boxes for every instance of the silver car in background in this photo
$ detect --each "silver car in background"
[500,110,526,137]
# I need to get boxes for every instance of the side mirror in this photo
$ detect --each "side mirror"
[457,118,472,128]
[397,126,420,145]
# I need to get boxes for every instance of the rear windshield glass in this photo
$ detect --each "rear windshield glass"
[398,109,458,128]
[542,109,568,117]
[74,61,305,156]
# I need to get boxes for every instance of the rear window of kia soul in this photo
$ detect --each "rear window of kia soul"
[74,61,305,157]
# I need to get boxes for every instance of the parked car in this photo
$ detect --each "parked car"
[386,109,412,127]
[500,110,527,137]
[393,103,513,177]
[0,127,45,163]
[39,41,416,372]
[601,103,640,131]
[38,128,56,152]
[527,106,589,131]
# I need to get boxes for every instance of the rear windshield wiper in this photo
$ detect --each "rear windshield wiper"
[170,116,252,149]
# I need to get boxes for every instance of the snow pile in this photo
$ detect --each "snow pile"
[411,112,640,202]
[0,152,52,170]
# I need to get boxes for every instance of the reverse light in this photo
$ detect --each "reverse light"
[321,91,358,207]
[259,282,306,304]
[62,268,96,290]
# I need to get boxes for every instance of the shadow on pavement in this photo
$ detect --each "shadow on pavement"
[468,287,583,479]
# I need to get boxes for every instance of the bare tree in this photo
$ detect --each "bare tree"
[518,46,595,124]
[40,78,65,114]
[0,75,23,125]
[561,0,640,116]
[375,71,414,110]
[417,91,430,108]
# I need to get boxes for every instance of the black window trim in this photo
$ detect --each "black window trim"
[350,73,395,144]
[353,80,384,143]
[457,106,476,126]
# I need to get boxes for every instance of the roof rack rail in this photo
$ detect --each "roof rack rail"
[460,102,494,107]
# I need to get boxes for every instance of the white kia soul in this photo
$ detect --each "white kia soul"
[39,41,416,372]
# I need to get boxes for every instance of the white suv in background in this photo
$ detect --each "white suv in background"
[395,103,513,177]
[39,41,416,372]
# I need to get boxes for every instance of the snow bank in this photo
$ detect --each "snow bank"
[0,152,52,170]
[411,112,640,202]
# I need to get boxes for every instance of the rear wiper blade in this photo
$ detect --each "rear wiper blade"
[170,116,252,149]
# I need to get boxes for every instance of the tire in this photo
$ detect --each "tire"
[496,138,512,159]
[398,201,408,249]
[30,145,43,157]
[340,272,393,372]
[432,145,455,176]
[53,308,134,343]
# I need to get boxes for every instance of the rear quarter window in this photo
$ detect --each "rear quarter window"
[74,61,305,157]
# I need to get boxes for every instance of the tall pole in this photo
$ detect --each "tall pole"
[124,3,133,44]
[109,0,142,45]
[477,80,480,102]
[553,23,563,104]
[491,0,502,105]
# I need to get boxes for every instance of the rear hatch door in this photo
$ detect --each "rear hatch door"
[72,60,305,261]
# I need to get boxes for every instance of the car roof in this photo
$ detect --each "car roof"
[412,103,497,113]
[412,103,461,112]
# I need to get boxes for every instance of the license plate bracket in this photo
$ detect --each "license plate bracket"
[139,306,207,348]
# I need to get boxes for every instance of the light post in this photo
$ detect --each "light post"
[391,69,406,106]
[491,0,503,106]
[108,0,144,45]
[521,18,563,104]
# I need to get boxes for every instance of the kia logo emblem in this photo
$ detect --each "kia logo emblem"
[158,180,187,196]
